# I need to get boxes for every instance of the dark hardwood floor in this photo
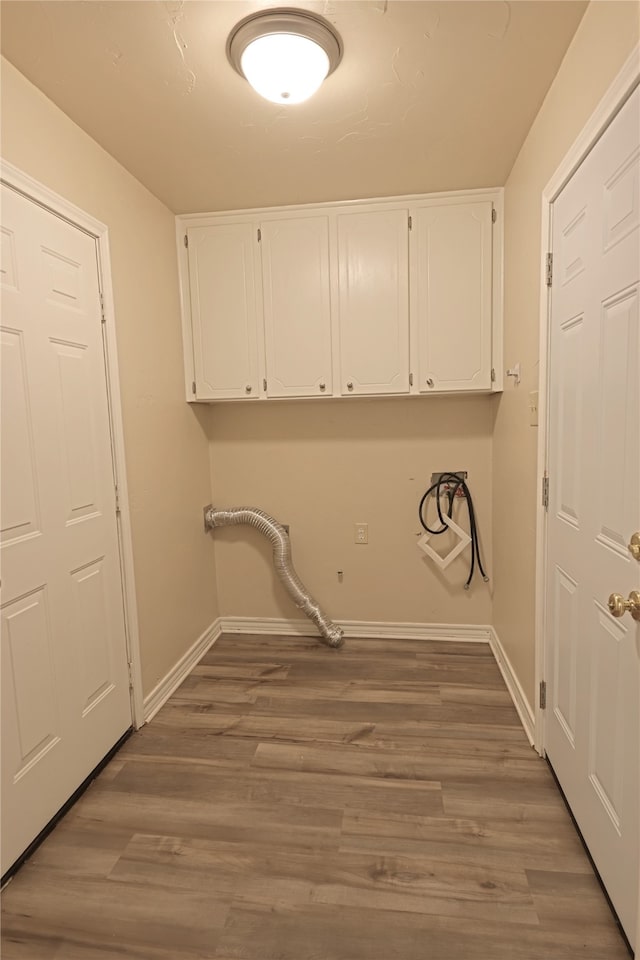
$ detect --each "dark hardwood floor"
[1,634,630,959]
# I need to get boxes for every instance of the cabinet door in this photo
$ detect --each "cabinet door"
[261,216,332,398]
[414,202,493,392]
[337,209,410,395]
[187,222,260,400]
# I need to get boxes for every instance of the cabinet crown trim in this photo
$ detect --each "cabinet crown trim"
[176,187,504,226]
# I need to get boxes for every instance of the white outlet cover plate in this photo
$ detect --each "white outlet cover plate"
[417,514,471,569]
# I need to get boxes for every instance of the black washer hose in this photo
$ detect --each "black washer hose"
[418,473,489,589]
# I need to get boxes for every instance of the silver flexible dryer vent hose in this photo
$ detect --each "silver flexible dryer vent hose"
[203,505,344,649]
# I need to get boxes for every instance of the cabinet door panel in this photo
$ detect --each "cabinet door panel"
[337,209,409,395]
[188,223,259,399]
[261,216,332,398]
[415,202,492,392]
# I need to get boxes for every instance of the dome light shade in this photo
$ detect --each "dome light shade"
[228,9,342,105]
[241,34,329,104]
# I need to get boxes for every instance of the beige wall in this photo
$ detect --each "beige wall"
[493,2,639,706]
[1,58,219,696]
[208,396,493,628]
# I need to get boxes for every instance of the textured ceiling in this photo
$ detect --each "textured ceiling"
[0,1,587,213]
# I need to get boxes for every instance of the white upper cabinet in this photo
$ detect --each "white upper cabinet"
[261,216,333,398]
[337,208,410,395]
[413,201,493,392]
[178,189,503,402]
[186,222,260,400]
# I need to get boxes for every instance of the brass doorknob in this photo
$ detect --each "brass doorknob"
[629,532,640,562]
[608,591,640,621]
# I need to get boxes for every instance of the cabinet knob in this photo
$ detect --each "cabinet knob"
[319,382,326,391]
[347,382,354,391]
[245,384,252,393]
[426,378,434,388]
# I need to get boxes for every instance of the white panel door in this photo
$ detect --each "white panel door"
[337,208,410,395]
[261,216,332,398]
[414,201,493,392]
[546,87,639,948]
[1,185,131,876]
[187,222,260,400]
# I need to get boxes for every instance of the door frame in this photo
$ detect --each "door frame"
[533,44,640,948]
[1,159,144,729]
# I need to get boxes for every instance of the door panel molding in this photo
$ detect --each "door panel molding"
[0,159,143,729]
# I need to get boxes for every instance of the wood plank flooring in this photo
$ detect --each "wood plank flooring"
[1,634,630,959]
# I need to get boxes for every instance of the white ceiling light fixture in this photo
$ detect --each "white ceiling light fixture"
[227,8,342,105]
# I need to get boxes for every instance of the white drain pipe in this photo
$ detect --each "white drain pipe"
[204,505,344,649]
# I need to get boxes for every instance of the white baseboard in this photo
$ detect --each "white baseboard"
[489,627,536,745]
[218,616,492,643]
[143,618,222,722]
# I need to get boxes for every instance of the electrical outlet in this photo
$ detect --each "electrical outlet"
[529,391,539,426]
[354,523,368,544]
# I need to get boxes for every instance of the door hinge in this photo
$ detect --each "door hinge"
[492,208,497,224]
[263,378,267,391]
[409,372,414,386]
[408,215,412,231]
[546,252,553,287]
[257,228,262,242]
[491,367,496,382]
[539,680,547,710]
[99,292,106,323]
[115,483,121,516]
[184,234,189,248]
[191,381,196,396]
[542,475,549,510]
[127,661,135,691]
